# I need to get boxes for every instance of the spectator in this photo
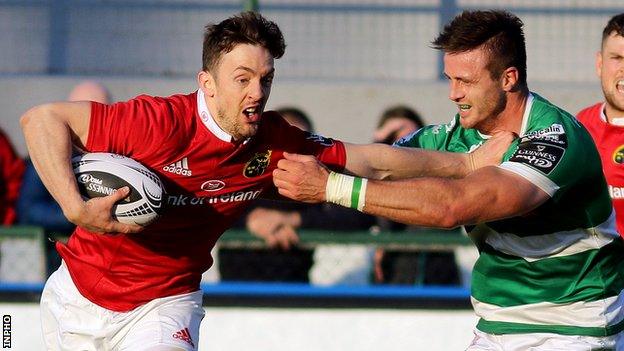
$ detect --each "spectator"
[68,81,112,105]
[576,13,624,236]
[372,105,460,286]
[373,105,424,145]
[0,128,24,225]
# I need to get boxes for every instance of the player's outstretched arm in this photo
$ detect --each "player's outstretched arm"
[360,167,548,227]
[273,152,548,227]
[20,102,142,234]
[343,130,515,180]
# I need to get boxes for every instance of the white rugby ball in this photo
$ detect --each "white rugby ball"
[71,153,165,226]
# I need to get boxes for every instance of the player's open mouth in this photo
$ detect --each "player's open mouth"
[617,79,624,93]
[243,106,261,122]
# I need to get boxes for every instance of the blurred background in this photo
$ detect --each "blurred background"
[0,0,619,350]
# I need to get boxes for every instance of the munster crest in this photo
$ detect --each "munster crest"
[243,150,272,178]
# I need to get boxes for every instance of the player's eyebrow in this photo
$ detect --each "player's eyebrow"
[233,66,275,76]
[234,66,255,74]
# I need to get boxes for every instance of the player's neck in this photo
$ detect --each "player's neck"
[603,103,624,126]
[478,90,529,135]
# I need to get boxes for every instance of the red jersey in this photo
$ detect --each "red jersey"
[57,91,346,311]
[577,102,624,237]
[0,129,24,225]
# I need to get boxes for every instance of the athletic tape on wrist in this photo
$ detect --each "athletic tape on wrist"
[326,172,367,211]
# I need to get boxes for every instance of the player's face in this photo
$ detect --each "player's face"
[210,44,275,140]
[443,48,506,133]
[597,32,624,119]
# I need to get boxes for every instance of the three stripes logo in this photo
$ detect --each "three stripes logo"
[163,157,192,176]
[172,327,195,347]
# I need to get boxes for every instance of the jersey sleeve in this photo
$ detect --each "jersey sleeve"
[267,112,346,171]
[87,95,183,160]
[499,121,592,198]
[394,116,458,151]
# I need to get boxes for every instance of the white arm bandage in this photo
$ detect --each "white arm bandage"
[325,171,368,211]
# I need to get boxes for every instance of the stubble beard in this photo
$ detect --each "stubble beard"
[473,91,507,133]
[603,86,624,119]
[216,108,259,141]
[216,108,242,141]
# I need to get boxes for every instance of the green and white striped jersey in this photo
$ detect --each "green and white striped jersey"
[396,93,624,336]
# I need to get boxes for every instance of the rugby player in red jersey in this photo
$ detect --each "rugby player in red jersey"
[577,13,624,237]
[21,11,510,351]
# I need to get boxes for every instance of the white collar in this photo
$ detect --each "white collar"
[475,93,534,139]
[601,104,624,126]
[476,130,491,140]
[518,93,535,137]
[600,102,608,123]
[197,89,233,142]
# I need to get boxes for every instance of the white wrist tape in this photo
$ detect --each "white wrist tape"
[325,171,368,211]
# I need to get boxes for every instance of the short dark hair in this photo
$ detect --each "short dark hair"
[202,11,286,72]
[602,13,624,46]
[377,105,424,129]
[432,10,527,87]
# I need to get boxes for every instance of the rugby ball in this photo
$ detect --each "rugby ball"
[71,153,165,226]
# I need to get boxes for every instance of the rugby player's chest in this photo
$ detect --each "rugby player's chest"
[156,143,281,208]
[595,130,624,188]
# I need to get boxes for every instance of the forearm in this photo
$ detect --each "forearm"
[21,105,85,221]
[344,143,471,180]
[335,167,545,228]
[361,178,465,228]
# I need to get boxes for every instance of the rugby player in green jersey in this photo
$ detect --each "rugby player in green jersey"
[274,10,624,350]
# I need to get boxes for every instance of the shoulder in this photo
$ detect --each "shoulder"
[395,115,460,148]
[259,110,287,126]
[257,110,295,137]
[510,96,599,177]
[528,94,586,137]
[114,92,197,134]
[130,92,196,116]
[256,111,341,153]
[576,102,603,123]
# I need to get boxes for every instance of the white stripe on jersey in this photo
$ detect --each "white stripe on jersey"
[481,211,618,261]
[472,289,624,328]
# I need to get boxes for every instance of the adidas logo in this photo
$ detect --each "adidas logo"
[172,327,195,347]
[163,157,192,176]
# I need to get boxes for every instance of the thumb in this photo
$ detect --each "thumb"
[283,152,313,163]
[107,186,131,204]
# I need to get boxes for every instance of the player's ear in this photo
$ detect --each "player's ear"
[501,66,519,92]
[197,70,216,97]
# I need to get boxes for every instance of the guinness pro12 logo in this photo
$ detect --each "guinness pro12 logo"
[244,150,272,178]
